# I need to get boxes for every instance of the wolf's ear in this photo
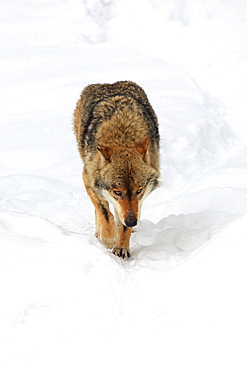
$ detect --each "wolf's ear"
[136,137,149,156]
[97,146,113,161]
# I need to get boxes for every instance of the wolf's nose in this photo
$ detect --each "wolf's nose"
[125,216,137,227]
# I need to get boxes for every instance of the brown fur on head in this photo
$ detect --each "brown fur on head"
[95,141,159,227]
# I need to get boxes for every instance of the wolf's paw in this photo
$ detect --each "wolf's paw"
[112,247,130,259]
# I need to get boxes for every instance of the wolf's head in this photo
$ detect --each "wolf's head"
[95,138,159,227]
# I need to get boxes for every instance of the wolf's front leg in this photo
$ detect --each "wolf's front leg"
[112,224,132,259]
[83,172,116,249]
[94,203,116,249]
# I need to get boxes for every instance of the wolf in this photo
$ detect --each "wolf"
[73,81,160,258]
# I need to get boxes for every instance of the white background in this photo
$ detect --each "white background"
[1,1,247,369]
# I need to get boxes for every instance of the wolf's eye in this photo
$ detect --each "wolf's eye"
[136,188,143,195]
[113,190,122,196]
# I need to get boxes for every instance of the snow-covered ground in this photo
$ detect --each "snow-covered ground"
[1,1,247,369]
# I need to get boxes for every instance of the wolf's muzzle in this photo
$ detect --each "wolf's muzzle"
[125,215,137,227]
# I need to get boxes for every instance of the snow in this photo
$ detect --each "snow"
[1,1,247,369]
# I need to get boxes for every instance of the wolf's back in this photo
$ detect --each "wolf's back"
[73,81,159,161]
